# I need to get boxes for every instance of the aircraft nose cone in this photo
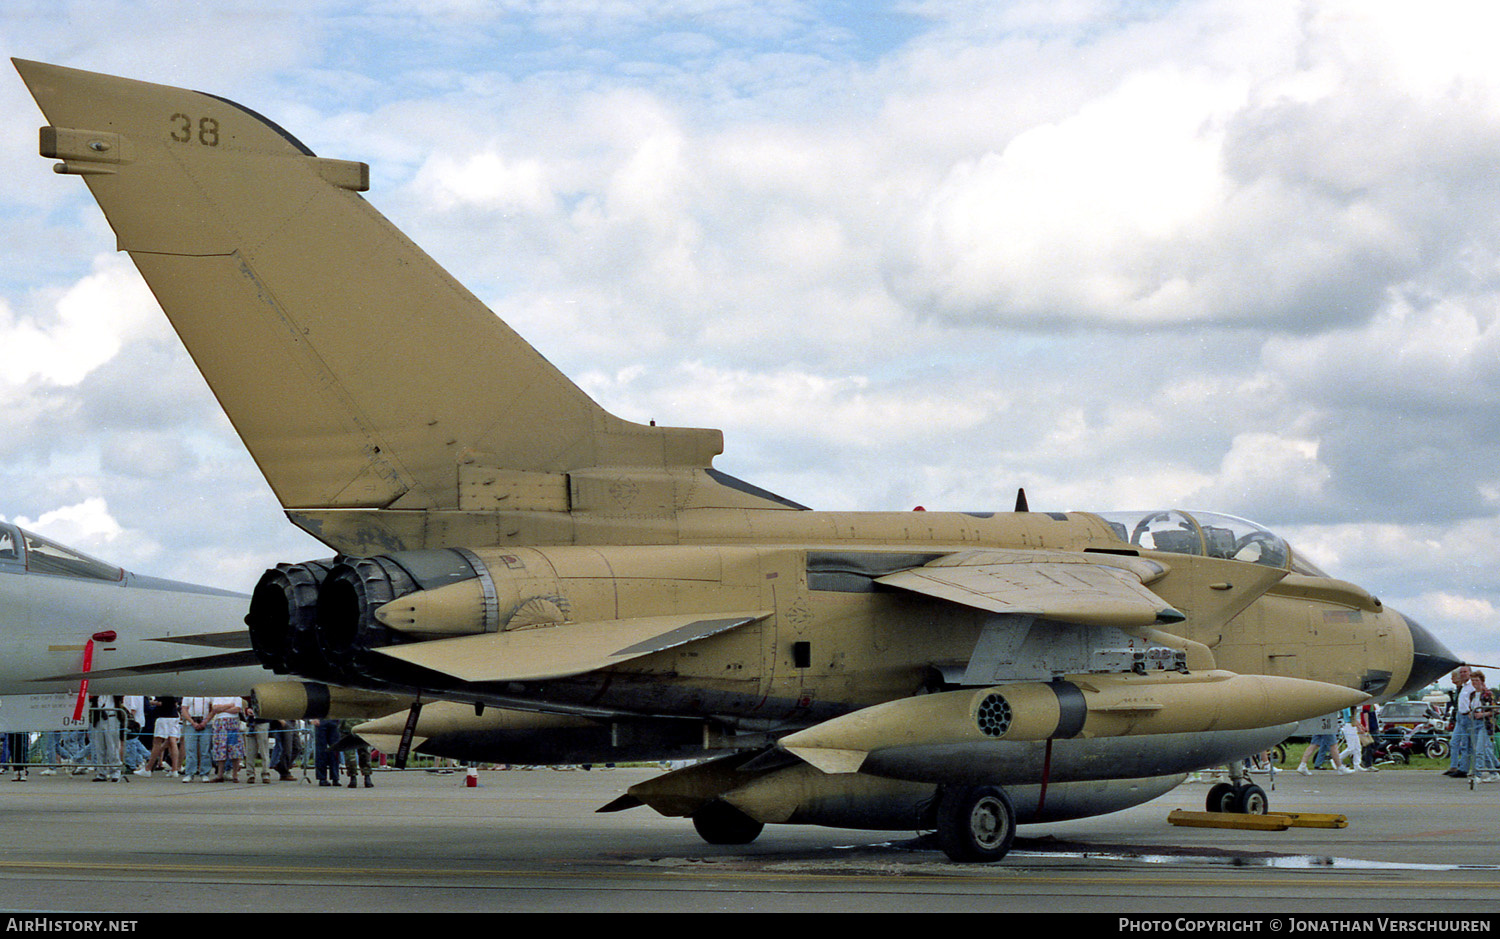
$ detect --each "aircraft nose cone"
[1395,612,1463,698]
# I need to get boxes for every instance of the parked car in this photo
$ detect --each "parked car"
[1378,699,1445,731]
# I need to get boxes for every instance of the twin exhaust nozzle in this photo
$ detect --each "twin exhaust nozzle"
[246,550,490,685]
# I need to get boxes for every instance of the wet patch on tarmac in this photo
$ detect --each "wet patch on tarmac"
[624,833,1500,874]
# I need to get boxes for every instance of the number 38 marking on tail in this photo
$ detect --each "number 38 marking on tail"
[169,113,219,146]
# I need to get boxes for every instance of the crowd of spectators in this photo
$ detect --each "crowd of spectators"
[2,695,379,787]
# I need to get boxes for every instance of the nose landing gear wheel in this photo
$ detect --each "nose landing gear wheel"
[1206,781,1268,814]
[1206,782,1238,813]
[1236,783,1268,815]
[935,785,1016,862]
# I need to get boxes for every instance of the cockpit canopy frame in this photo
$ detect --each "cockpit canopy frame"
[0,522,124,582]
[1092,509,1327,577]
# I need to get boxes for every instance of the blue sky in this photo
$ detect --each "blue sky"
[2,0,1499,674]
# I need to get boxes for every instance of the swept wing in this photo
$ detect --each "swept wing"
[875,548,1182,630]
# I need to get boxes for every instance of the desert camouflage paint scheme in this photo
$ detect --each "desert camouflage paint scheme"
[17,59,1459,861]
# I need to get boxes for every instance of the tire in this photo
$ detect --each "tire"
[1391,750,1409,765]
[1206,782,1238,813]
[1425,739,1450,760]
[691,800,765,846]
[1234,784,1268,815]
[935,785,1016,862]
[1272,744,1287,766]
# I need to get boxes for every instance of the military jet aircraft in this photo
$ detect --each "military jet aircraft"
[16,59,1460,861]
[0,518,269,696]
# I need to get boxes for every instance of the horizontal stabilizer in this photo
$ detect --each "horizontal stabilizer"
[372,610,771,683]
[876,548,1182,630]
[39,649,262,684]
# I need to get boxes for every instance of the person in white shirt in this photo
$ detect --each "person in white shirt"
[180,696,212,783]
[1446,666,1473,777]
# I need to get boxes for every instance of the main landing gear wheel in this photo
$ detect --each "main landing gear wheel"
[935,785,1016,862]
[1206,782,1268,814]
[691,800,765,845]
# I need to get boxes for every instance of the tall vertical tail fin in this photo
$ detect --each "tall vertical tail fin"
[15,59,729,518]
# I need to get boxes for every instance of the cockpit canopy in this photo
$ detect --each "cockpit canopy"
[0,522,124,582]
[1093,509,1328,577]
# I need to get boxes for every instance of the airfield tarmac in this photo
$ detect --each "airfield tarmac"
[0,763,1496,914]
